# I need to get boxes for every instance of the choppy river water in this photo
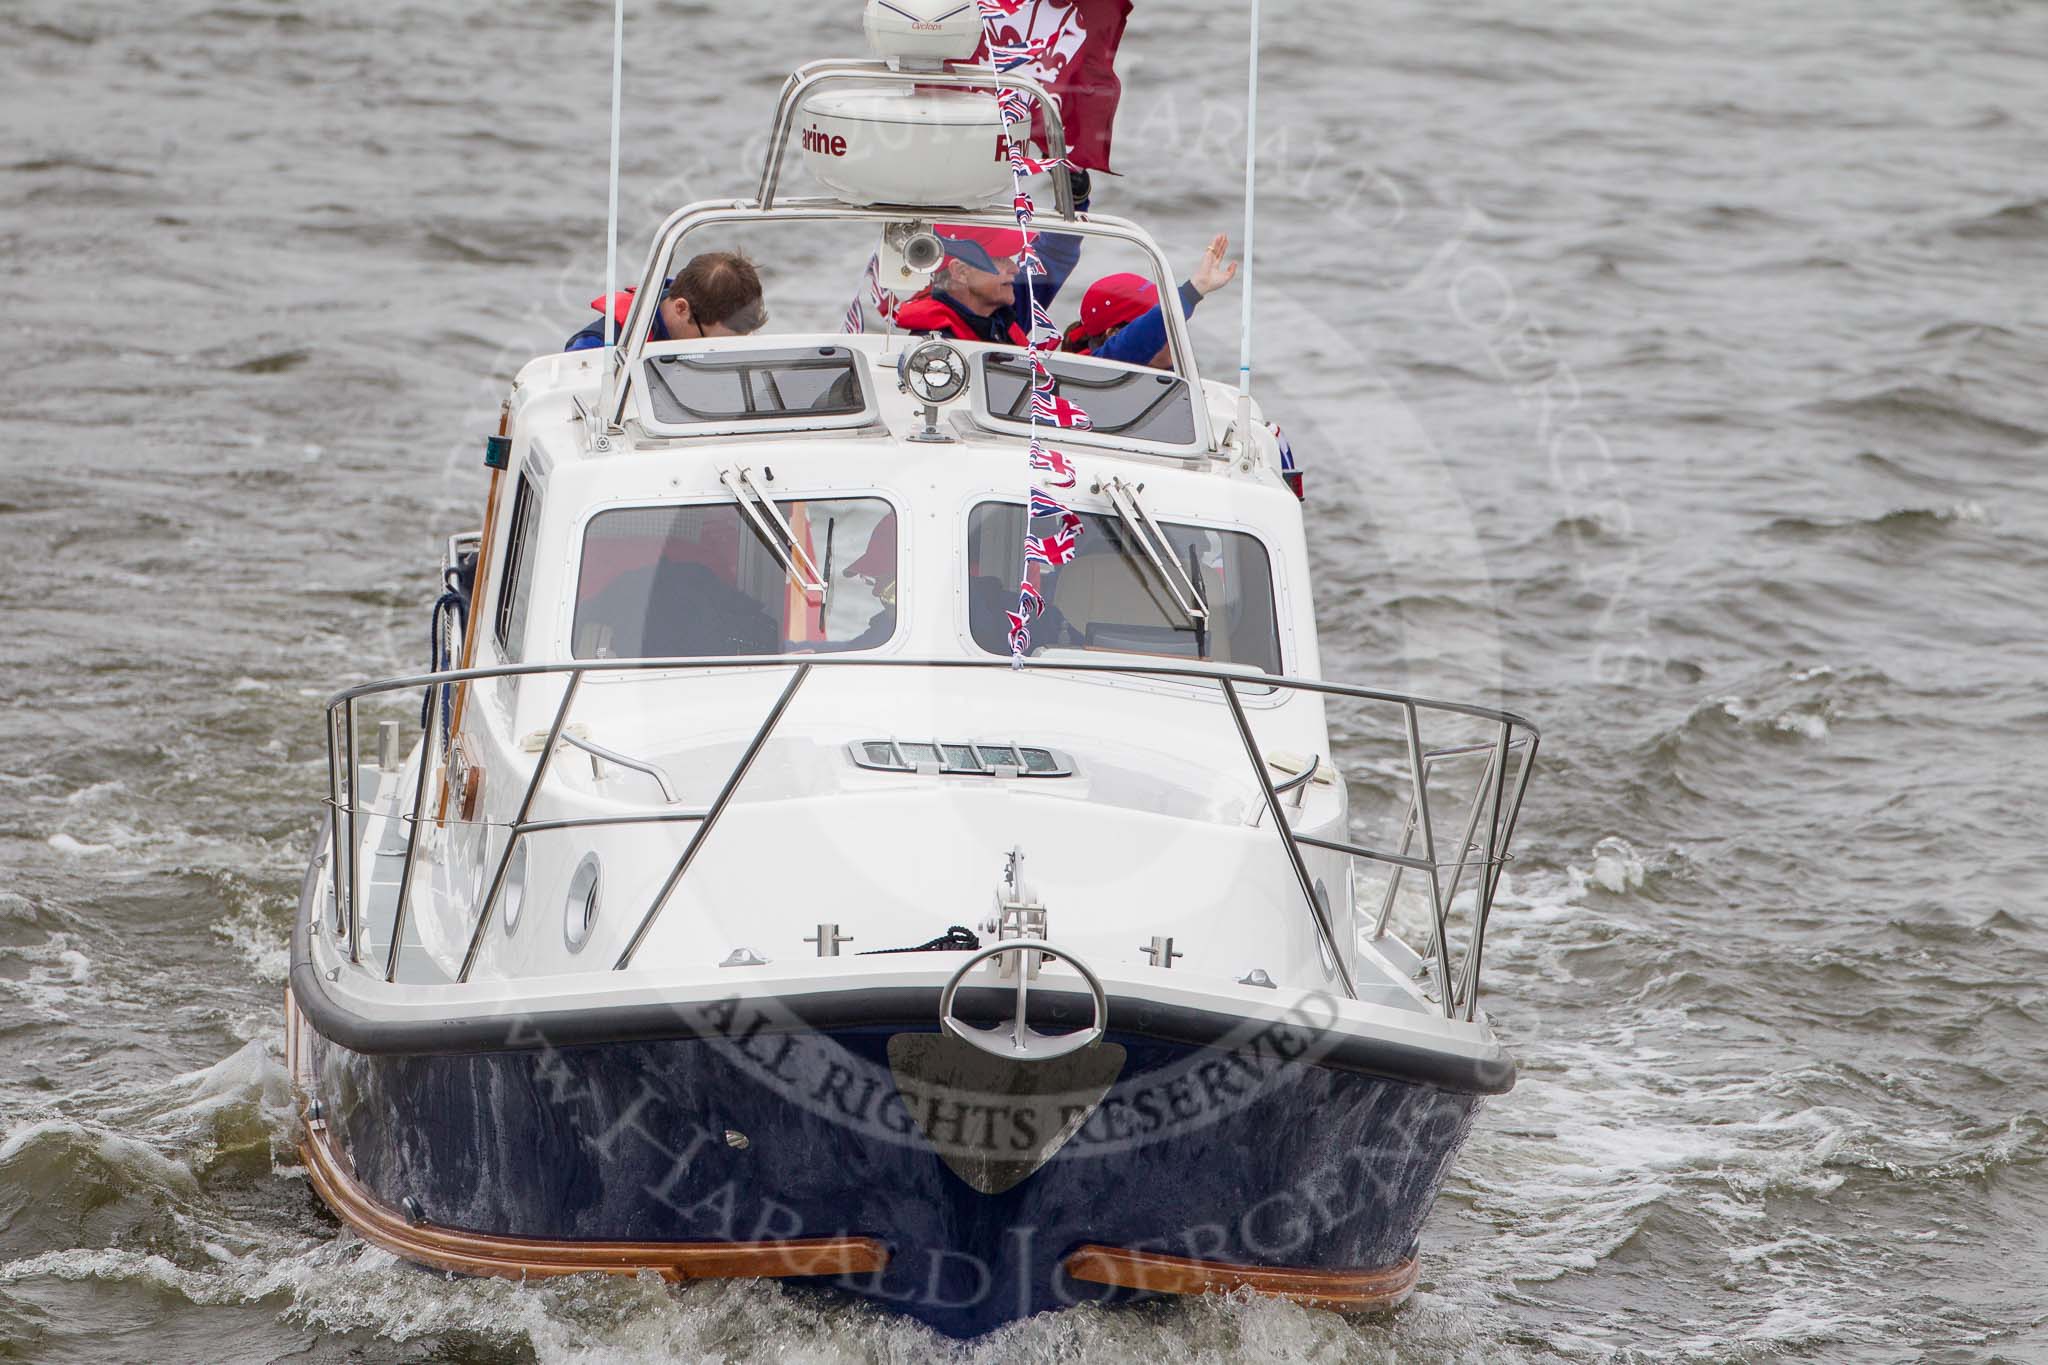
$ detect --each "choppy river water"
[3,1,2046,1360]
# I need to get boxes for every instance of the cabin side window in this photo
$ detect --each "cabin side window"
[572,497,898,659]
[494,474,540,661]
[964,502,1282,674]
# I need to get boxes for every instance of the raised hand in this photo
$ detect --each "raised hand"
[1190,233,1240,296]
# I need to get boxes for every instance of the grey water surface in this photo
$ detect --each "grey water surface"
[2,1,2045,1361]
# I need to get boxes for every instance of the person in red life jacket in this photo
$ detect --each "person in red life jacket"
[1063,233,1241,368]
[565,250,767,352]
[894,171,1093,346]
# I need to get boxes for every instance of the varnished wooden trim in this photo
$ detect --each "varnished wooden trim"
[1063,1244,1419,1311]
[288,987,887,1283]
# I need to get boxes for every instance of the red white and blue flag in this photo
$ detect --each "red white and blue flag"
[996,87,1037,127]
[1008,150,1069,178]
[975,0,1133,172]
[1029,443,1078,487]
[1028,486,1071,520]
[989,38,1051,73]
[1032,391,1094,429]
[1024,525,1082,567]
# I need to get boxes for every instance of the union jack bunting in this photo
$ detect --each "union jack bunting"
[843,295,863,335]
[1029,444,1078,487]
[1008,152,1069,178]
[986,11,1085,658]
[1024,525,1082,567]
[1032,392,1094,429]
[997,88,1036,126]
[1028,486,1070,521]
[989,39,1050,73]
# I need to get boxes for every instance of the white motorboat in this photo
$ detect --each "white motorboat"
[288,4,1539,1338]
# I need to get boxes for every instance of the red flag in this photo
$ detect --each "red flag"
[975,0,1133,173]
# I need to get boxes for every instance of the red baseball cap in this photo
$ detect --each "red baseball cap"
[935,223,1036,274]
[1078,273,1158,335]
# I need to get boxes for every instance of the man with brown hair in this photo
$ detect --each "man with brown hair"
[565,250,767,352]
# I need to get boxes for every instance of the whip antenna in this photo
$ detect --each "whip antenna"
[1235,0,1261,445]
[599,0,626,430]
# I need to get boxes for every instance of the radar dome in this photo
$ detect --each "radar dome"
[863,0,983,70]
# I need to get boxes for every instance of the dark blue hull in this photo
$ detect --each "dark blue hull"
[306,1004,1483,1337]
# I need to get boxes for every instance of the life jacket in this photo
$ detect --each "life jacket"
[895,291,1030,348]
[590,287,638,327]
[566,286,669,352]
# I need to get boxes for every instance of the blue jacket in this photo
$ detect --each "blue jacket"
[1090,280,1204,367]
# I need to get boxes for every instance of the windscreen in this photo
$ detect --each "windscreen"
[574,499,896,658]
[982,353,1198,445]
[651,218,1207,375]
[641,346,865,425]
[965,503,1281,672]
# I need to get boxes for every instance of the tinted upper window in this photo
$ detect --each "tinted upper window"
[574,498,896,659]
[640,346,866,425]
[965,503,1281,673]
[982,353,1197,446]
[495,474,540,660]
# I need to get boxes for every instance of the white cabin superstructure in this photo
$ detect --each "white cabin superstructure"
[453,327,1339,989]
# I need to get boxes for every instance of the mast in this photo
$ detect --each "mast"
[1235,0,1262,447]
[598,0,626,436]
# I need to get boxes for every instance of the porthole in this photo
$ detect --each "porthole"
[501,841,529,935]
[563,854,602,952]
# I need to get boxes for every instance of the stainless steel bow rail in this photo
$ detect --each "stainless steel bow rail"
[319,658,1537,1021]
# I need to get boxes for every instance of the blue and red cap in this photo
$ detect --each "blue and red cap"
[935,223,1036,274]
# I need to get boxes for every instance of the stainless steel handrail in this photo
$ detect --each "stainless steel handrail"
[612,664,812,970]
[1220,678,1356,1000]
[456,673,583,981]
[604,61,1079,434]
[322,655,1536,731]
[756,63,1074,216]
[556,732,680,804]
[320,656,1536,1018]
[602,204,1210,447]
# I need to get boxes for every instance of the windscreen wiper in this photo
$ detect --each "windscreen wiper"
[718,465,826,602]
[1101,476,1209,627]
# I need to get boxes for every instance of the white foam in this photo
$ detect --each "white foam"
[1773,709,1830,740]
[0,1120,199,1193]
[47,832,115,856]
[1559,835,1645,898]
